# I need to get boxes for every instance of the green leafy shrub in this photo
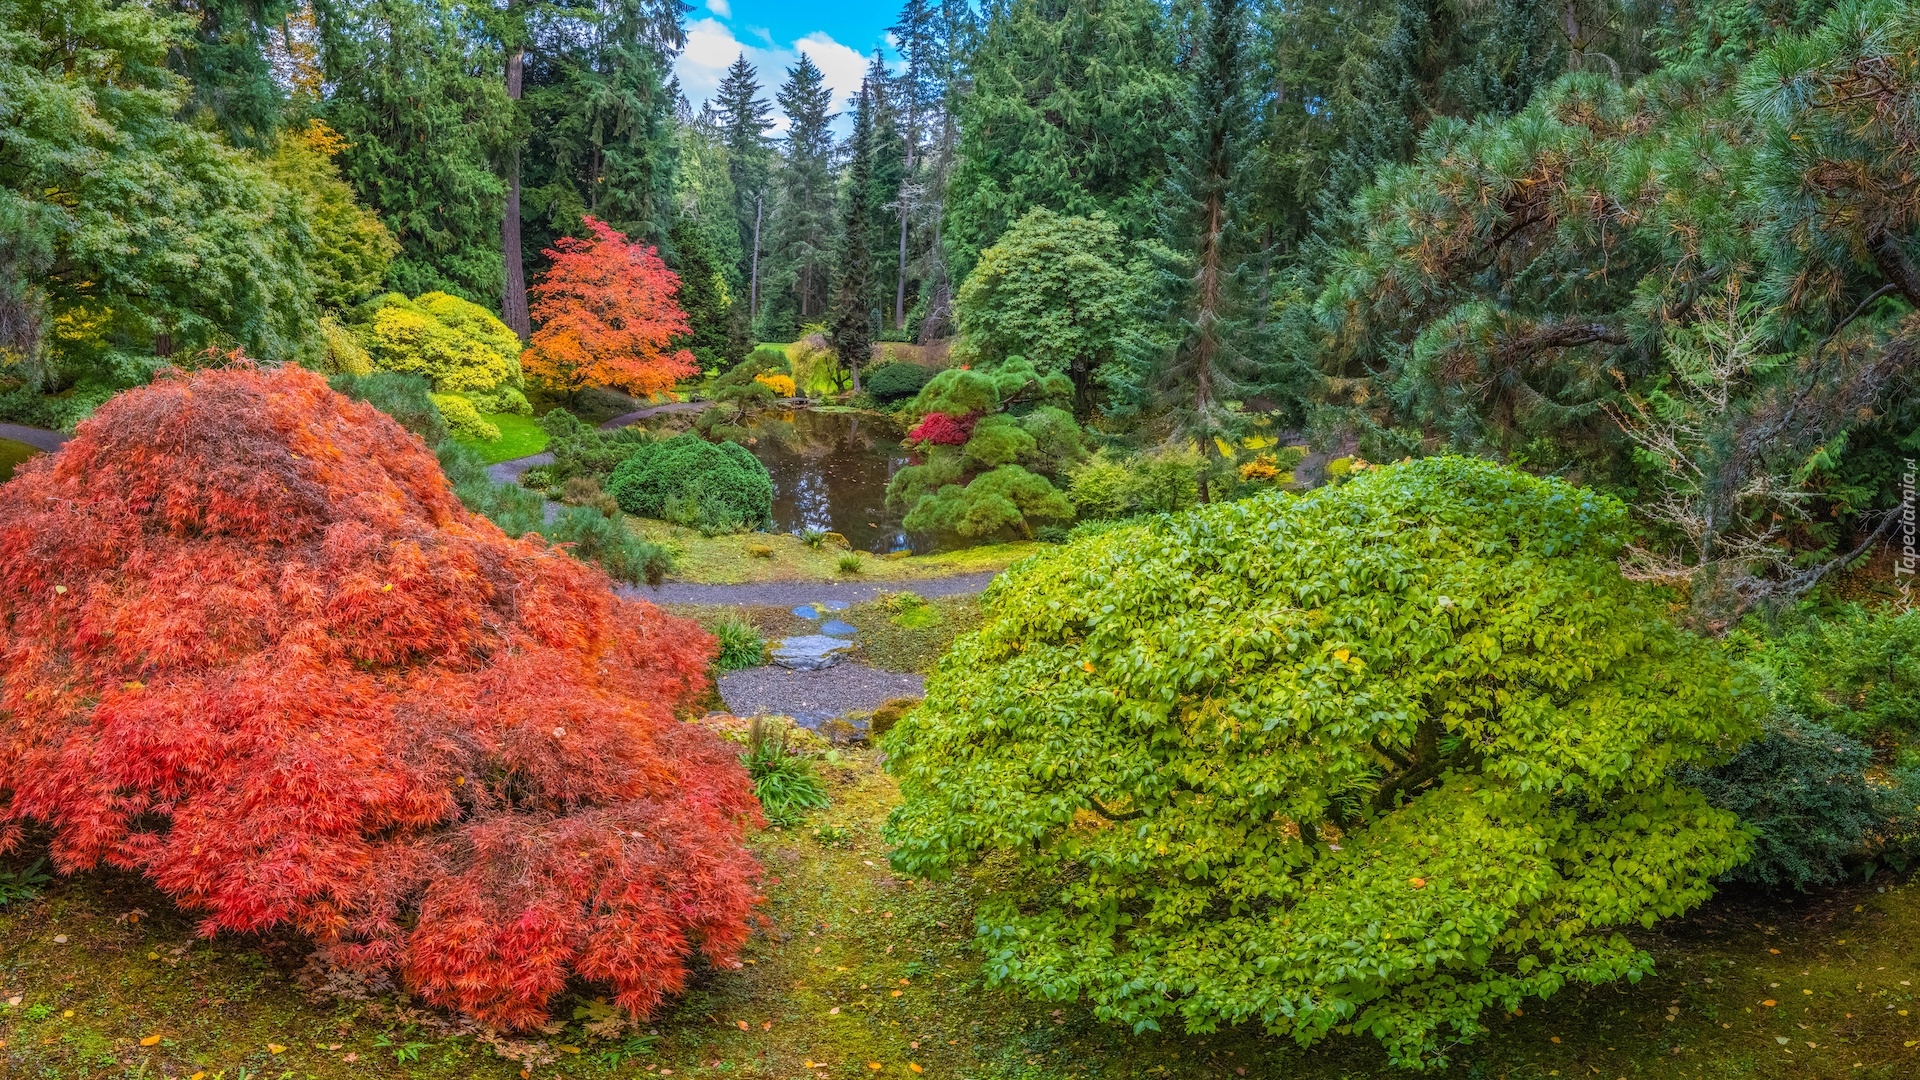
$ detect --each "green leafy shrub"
[607,434,774,533]
[709,614,767,671]
[0,858,50,907]
[901,464,1074,539]
[1748,603,1920,746]
[544,506,672,587]
[1680,712,1919,891]
[884,457,1758,1067]
[864,361,932,403]
[536,409,653,485]
[1066,446,1203,520]
[745,719,830,827]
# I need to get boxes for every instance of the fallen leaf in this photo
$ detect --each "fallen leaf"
[892,990,903,998]
[140,1035,162,1047]
[1777,1037,1790,1045]
[559,1045,582,1054]
[1550,1036,1561,1044]
[868,1064,883,1072]
[1769,949,1781,954]
[737,1020,749,1030]
[830,1007,841,1015]
[763,1021,772,1030]
[1081,662,1095,673]
[191,1074,207,1080]
[52,935,67,944]
[1409,877,1427,889]
[1334,649,1350,662]
[1763,1000,1778,1007]
[910,1066,923,1074]
[5,996,19,1007]
[268,1043,286,1054]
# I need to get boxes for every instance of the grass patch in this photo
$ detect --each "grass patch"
[452,413,548,464]
[628,518,1042,585]
[844,593,985,674]
[0,437,40,482]
[8,757,1920,1079]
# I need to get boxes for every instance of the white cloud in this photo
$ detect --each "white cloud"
[675,18,867,134]
[706,0,731,18]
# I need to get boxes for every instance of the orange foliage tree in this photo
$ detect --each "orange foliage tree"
[522,216,702,398]
[0,365,761,1029]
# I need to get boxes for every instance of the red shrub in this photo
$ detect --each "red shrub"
[906,411,976,446]
[0,366,761,1030]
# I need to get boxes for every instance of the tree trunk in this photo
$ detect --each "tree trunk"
[501,44,529,340]
[749,192,764,318]
[1872,229,1920,308]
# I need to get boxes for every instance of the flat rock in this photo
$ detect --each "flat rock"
[818,619,859,637]
[769,634,856,671]
[792,604,820,620]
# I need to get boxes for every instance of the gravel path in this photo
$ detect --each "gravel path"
[717,663,924,726]
[598,400,707,429]
[0,423,69,452]
[621,570,998,608]
[486,451,553,486]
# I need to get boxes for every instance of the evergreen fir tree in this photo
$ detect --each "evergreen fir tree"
[761,54,837,337]
[943,0,1181,279]
[172,0,294,148]
[712,54,774,316]
[669,215,731,367]
[863,52,907,334]
[314,0,512,303]
[829,76,878,389]
[1147,0,1297,497]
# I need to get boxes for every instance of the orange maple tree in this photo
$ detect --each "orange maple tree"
[522,216,702,398]
[0,365,761,1029]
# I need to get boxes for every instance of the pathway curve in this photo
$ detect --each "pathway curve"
[717,664,924,727]
[621,570,997,608]
[0,423,70,452]
[598,400,706,429]
[486,451,553,486]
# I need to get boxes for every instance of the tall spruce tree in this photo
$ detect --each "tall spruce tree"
[172,0,294,147]
[862,52,907,334]
[712,54,774,317]
[761,54,837,337]
[915,0,978,340]
[887,0,939,329]
[829,76,879,388]
[314,0,512,302]
[1146,0,1290,497]
[943,0,1181,279]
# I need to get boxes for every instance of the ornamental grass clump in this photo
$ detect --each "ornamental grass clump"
[883,456,1759,1067]
[0,366,762,1031]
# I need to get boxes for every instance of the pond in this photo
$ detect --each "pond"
[739,409,917,554]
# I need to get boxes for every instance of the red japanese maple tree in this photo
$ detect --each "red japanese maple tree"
[0,365,761,1029]
[522,216,701,398]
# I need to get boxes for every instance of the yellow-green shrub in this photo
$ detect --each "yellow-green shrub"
[360,292,529,417]
[430,392,501,442]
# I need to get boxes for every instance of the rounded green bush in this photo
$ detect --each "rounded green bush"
[883,456,1758,1066]
[864,361,932,403]
[606,433,773,533]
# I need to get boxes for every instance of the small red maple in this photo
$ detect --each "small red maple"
[906,411,977,446]
[522,216,701,398]
[0,365,760,1029]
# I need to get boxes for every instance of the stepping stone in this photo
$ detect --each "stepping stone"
[769,634,856,671]
[792,604,820,620]
[818,619,859,638]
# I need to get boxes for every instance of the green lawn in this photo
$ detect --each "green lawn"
[0,437,39,482]
[6,761,1920,1080]
[453,412,548,464]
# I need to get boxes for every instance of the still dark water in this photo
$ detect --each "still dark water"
[743,409,917,554]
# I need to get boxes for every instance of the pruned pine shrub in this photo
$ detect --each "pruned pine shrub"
[884,457,1758,1067]
[0,366,759,1030]
[607,434,774,534]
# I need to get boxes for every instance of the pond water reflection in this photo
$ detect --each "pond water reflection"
[740,409,916,553]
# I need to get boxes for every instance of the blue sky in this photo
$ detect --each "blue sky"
[676,0,903,132]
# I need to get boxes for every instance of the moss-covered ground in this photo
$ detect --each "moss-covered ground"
[0,437,40,482]
[628,520,1039,586]
[6,752,1920,1080]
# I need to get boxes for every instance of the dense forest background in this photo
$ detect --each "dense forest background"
[4,0,1919,625]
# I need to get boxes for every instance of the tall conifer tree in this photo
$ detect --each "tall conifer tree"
[761,54,836,336]
[829,75,878,388]
[712,54,774,316]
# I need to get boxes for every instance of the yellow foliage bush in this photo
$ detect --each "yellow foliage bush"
[430,392,501,442]
[360,292,529,415]
[753,372,796,397]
